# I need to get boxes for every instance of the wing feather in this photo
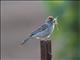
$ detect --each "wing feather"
[30,24,48,37]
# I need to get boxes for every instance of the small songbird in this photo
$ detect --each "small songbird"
[18,16,58,47]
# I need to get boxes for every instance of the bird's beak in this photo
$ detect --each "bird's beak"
[54,17,59,31]
[54,17,58,25]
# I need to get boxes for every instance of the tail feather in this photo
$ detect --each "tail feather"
[20,37,31,45]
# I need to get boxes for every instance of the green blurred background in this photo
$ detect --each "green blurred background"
[42,1,79,60]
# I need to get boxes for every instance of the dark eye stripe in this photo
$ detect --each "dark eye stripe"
[49,18,53,20]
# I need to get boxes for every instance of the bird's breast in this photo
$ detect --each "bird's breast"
[48,24,55,34]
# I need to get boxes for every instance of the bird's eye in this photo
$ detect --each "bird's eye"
[49,18,53,21]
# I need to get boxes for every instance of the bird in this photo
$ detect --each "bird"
[18,16,58,47]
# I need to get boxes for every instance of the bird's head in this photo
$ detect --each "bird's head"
[47,16,58,25]
[48,16,54,21]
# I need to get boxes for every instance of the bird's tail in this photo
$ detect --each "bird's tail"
[20,37,31,45]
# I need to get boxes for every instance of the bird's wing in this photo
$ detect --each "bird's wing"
[30,23,48,37]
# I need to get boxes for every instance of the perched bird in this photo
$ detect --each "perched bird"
[18,16,58,47]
